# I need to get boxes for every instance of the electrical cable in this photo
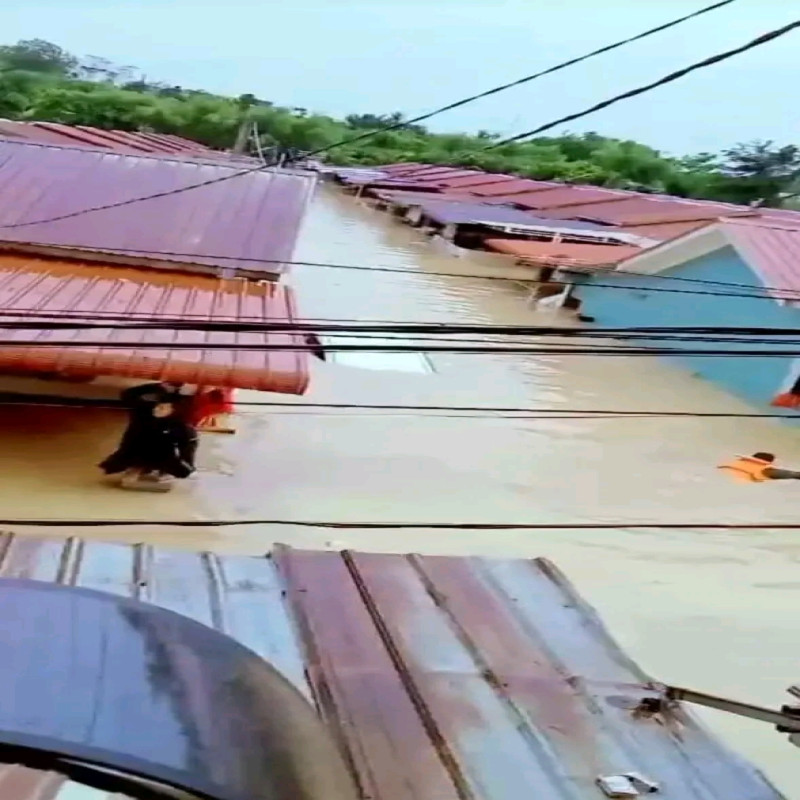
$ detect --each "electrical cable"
[1,245,796,304]
[0,518,797,530]
[299,0,738,160]
[486,19,800,148]
[0,2,747,230]
[3,340,800,357]
[3,394,797,420]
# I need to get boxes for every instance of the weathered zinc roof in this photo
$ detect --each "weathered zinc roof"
[0,533,780,800]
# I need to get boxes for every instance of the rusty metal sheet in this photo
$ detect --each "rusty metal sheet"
[471,179,559,197]
[27,122,211,156]
[483,557,782,799]
[0,138,316,278]
[433,174,518,189]
[0,536,783,800]
[273,546,460,800]
[484,238,640,267]
[0,254,310,394]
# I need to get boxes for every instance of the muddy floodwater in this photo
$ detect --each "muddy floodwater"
[1,186,798,795]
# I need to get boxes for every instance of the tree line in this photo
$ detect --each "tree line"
[1,38,799,207]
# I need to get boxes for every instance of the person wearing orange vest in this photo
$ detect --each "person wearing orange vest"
[718,452,800,482]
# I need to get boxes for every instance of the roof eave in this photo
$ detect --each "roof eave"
[0,242,284,281]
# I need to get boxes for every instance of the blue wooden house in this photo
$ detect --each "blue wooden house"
[570,220,800,416]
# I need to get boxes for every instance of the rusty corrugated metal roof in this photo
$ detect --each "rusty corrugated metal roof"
[0,255,309,393]
[0,139,316,278]
[470,179,558,197]
[485,238,640,268]
[22,120,212,155]
[615,219,717,242]
[510,186,629,210]
[434,173,518,189]
[0,535,780,800]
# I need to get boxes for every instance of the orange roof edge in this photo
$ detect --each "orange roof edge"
[0,254,309,395]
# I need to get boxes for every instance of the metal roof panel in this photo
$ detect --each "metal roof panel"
[0,535,778,800]
[0,139,316,278]
[0,255,309,393]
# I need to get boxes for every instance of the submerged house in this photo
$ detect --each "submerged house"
[0,137,318,399]
[572,219,800,416]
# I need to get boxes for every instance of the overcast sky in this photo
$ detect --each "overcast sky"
[2,0,797,156]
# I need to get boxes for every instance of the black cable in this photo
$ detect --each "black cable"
[487,18,800,148]
[1,245,794,304]
[3,339,800,356]
[0,2,742,230]
[297,0,738,160]
[4,394,797,420]
[0,518,797,530]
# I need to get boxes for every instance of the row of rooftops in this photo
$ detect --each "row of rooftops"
[325,162,800,284]
[0,126,319,393]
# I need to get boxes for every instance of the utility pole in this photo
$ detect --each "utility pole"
[232,117,251,155]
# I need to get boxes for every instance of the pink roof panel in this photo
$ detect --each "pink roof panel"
[0,139,316,278]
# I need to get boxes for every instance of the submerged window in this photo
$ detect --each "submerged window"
[320,335,434,374]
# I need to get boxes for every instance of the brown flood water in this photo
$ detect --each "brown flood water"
[1,185,798,794]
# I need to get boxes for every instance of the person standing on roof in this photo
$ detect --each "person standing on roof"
[718,452,800,482]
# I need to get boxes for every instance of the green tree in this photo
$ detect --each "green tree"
[0,39,77,76]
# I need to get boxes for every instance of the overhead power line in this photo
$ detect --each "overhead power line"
[0,2,741,230]
[4,339,800,357]
[0,518,797,530]
[296,0,738,158]
[4,395,797,420]
[1,244,797,304]
[487,18,800,149]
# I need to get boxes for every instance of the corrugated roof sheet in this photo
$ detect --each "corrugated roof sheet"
[470,179,558,197]
[5,120,213,155]
[616,219,716,242]
[0,255,309,393]
[0,535,780,800]
[419,201,580,227]
[434,173,518,189]
[485,238,641,268]
[721,219,800,296]
[413,170,486,186]
[510,186,629,210]
[0,139,316,278]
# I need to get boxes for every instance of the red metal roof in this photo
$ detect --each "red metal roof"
[616,219,716,242]
[434,173,518,189]
[411,170,485,185]
[485,238,640,268]
[467,179,552,197]
[0,139,316,279]
[510,186,629,210]
[0,255,309,393]
[721,219,800,295]
[0,536,779,800]
[17,120,212,155]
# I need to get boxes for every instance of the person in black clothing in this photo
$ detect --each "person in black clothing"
[99,383,198,482]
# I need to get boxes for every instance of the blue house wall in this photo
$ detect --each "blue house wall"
[572,245,800,417]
